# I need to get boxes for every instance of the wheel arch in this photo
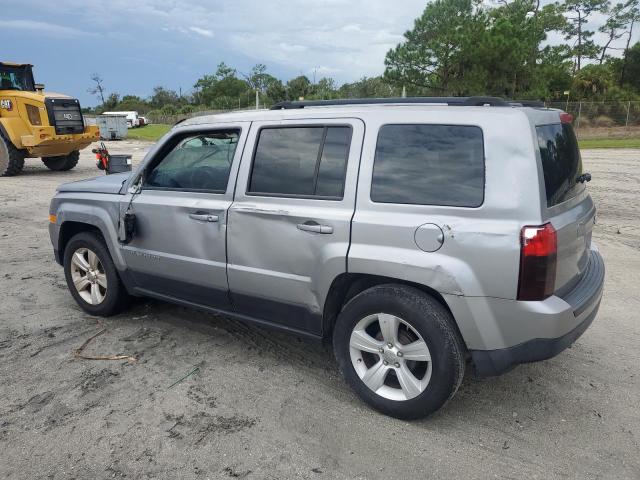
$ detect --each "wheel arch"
[322,273,464,343]
[58,221,102,265]
[56,204,125,270]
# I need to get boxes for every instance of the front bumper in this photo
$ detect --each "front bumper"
[470,248,605,377]
[21,125,100,157]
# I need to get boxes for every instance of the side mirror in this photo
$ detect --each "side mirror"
[34,83,45,93]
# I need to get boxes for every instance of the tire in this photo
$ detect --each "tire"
[0,131,26,177]
[42,150,80,171]
[63,231,130,316]
[333,284,465,420]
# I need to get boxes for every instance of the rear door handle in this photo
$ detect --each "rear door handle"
[297,222,333,234]
[189,213,219,223]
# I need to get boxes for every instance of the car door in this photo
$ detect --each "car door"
[121,124,249,309]
[227,118,364,335]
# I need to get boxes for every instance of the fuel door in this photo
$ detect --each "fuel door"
[414,223,444,252]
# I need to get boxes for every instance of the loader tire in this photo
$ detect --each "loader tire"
[0,131,26,177]
[42,150,80,171]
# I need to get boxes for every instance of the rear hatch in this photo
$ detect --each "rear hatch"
[536,120,595,295]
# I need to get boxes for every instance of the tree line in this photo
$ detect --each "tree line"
[86,0,640,118]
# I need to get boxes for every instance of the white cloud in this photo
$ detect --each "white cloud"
[0,19,89,37]
[189,26,214,38]
[2,0,427,82]
[4,0,640,85]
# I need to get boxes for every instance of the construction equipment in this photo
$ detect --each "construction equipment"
[0,62,100,176]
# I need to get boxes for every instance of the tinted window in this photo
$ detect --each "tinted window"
[316,127,351,197]
[371,125,485,206]
[145,130,239,192]
[536,123,584,207]
[249,126,351,198]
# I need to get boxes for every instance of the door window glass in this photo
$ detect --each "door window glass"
[145,130,240,192]
[249,126,351,198]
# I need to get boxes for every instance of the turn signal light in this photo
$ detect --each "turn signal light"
[517,223,557,301]
[49,214,57,224]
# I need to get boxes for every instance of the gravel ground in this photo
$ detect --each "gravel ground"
[0,142,638,479]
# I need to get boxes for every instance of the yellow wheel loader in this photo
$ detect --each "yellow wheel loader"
[0,62,99,176]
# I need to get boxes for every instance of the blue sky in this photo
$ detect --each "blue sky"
[1,0,637,107]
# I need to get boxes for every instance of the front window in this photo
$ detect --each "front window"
[145,130,240,192]
[0,65,34,91]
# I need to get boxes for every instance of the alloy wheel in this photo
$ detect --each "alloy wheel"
[70,247,107,305]
[349,313,432,401]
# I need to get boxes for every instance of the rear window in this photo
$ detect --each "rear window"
[536,123,584,207]
[371,124,485,207]
[248,126,351,198]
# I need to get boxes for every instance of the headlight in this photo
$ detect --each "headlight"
[26,104,42,126]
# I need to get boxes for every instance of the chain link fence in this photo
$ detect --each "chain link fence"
[90,100,640,138]
[546,101,640,137]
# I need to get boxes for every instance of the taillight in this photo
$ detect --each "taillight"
[560,112,573,124]
[517,223,557,301]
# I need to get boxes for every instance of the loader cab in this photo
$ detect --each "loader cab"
[0,63,36,92]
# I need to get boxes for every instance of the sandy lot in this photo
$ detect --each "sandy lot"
[0,142,639,479]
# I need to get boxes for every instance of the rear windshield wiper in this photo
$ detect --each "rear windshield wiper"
[577,173,592,184]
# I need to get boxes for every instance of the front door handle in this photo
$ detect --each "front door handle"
[189,213,219,223]
[297,222,333,234]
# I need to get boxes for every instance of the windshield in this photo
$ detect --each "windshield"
[536,123,584,207]
[0,65,35,91]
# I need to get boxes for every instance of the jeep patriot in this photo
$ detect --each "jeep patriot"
[48,97,604,419]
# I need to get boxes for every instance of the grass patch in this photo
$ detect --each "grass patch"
[127,124,171,141]
[579,137,640,149]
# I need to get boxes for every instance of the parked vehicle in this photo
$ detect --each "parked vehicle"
[102,111,139,128]
[138,116,149,126]
[48,97,604,419]
[0,61,100,176]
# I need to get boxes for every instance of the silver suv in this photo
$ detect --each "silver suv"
[49,97,604,419]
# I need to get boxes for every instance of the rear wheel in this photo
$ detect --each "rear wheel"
[333,284,465,419]
[63,231,130,316]
[42,150,79,171]
[0,131,26,177]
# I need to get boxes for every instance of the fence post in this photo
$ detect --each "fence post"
[626,101,631,129]
[576,101,582,131]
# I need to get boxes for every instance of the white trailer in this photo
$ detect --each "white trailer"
[102,111,140,128]
[97,114,128,140]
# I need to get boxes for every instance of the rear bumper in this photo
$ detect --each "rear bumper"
[470,299,601,376]
[469,248,605,377]
[21,125,99,156]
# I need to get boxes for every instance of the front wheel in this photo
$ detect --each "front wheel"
[63,231,130,316]
[42,150,79,171]
[333,284,465,419]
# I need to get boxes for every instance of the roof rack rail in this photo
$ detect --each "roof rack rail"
[508,100,545,108]
[270,96,510,110]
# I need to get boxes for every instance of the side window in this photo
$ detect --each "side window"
[248,126,351,198]
[145,130,240,192]
[371,124,485,207]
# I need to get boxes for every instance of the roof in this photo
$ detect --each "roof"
[0,62,32,67]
